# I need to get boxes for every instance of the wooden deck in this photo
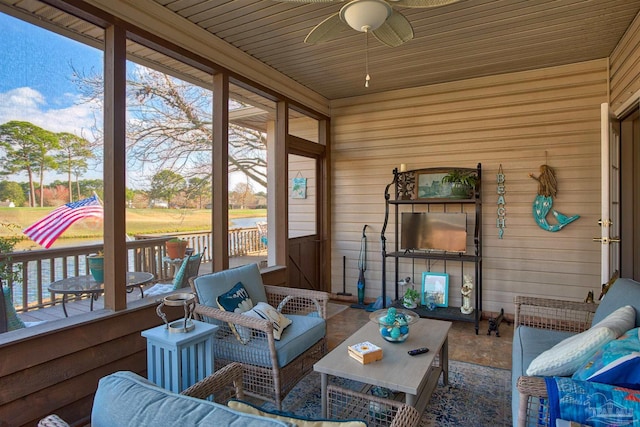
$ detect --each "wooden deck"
[18,254,267,323]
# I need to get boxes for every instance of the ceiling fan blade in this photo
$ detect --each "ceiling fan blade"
[371,10,413,47]
[388,0,460,8]
[304,12,351,44]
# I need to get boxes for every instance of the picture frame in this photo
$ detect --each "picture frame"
[415,170,452,199]
[291,176,307,199]
[421,272,449,307]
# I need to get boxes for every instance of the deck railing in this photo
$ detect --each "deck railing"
[0,227,266,313]
[136,226,266,260]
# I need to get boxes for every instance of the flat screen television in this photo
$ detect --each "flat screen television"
[401,212,467,253]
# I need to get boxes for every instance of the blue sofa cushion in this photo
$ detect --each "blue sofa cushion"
[593,278,640,326]
[91,371,291,427]
[193,263,268,312]
[511,326,576,426]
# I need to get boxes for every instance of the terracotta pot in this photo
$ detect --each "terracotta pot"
[166,240,188,259]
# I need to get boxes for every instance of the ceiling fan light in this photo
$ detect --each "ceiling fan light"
[340,0,392,32]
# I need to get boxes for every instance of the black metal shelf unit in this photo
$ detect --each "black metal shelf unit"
[380,163,482,334]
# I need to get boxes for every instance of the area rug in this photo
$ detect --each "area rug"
[262,360,512,427]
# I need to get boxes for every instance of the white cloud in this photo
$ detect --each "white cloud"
[0,87,104,183]
[0,86,100,136]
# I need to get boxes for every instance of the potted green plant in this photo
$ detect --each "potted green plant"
[403,287,420,309]
[441,169,479,199]
[0,222,22,287]
[165,238,188,259]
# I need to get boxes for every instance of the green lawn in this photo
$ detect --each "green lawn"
[0,207,266,240]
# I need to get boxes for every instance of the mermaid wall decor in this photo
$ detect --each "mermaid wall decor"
[529,164,579,232]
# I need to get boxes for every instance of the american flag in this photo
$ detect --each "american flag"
[23,195,103,249]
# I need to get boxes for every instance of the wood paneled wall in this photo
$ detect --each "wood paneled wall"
[0,268,287,426]
[610,11,640,109]
[0,301,174,426]
[329,59,609,316]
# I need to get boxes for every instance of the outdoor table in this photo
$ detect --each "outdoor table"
[47,272,154,317]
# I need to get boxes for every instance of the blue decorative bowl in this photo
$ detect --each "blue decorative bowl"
[369,308,419,343]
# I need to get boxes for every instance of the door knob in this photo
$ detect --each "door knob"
[592,237,621,244]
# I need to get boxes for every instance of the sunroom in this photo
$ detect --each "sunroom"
[1,0,640,425]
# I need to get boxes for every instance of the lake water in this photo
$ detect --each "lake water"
[230,217,266,228]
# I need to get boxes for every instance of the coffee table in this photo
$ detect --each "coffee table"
[314,317,451,418]
[48,272,154,317]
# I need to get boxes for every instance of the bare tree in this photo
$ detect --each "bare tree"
[229,182,256,209]
[73,66,267,188]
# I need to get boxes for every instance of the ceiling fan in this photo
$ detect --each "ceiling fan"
[274,0,461,47]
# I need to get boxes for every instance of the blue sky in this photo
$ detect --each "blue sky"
[0,11,246,191]
[0,12,102,111]
[0,11,104,183]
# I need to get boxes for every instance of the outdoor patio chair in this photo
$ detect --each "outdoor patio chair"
[144,250,204,297]
[189,263,329,410]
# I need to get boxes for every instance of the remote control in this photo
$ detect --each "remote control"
[408,347,429,356]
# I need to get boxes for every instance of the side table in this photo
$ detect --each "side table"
[141,320,218,393]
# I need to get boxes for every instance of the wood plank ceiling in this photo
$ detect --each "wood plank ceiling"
[3,0,640,101]
[151,0,640,100]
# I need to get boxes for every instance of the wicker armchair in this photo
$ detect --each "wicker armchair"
[190,264,329,410]
[181,361,245,403]
[513,296,597,427]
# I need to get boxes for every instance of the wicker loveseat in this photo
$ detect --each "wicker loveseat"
[39,363,421,427]
[190,263,330,410]
[512,277,640,427]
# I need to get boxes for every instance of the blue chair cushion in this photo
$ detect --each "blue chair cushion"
[91,371,290,427]
[171,256,189,289]
[193,263,268,310]
[172,252,201,290]
[593,278,640,326]
[511,326,576,425]
[273,314,324,367]
[213,314,325,368]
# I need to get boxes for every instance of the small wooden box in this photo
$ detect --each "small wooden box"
[348,341,383,364]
